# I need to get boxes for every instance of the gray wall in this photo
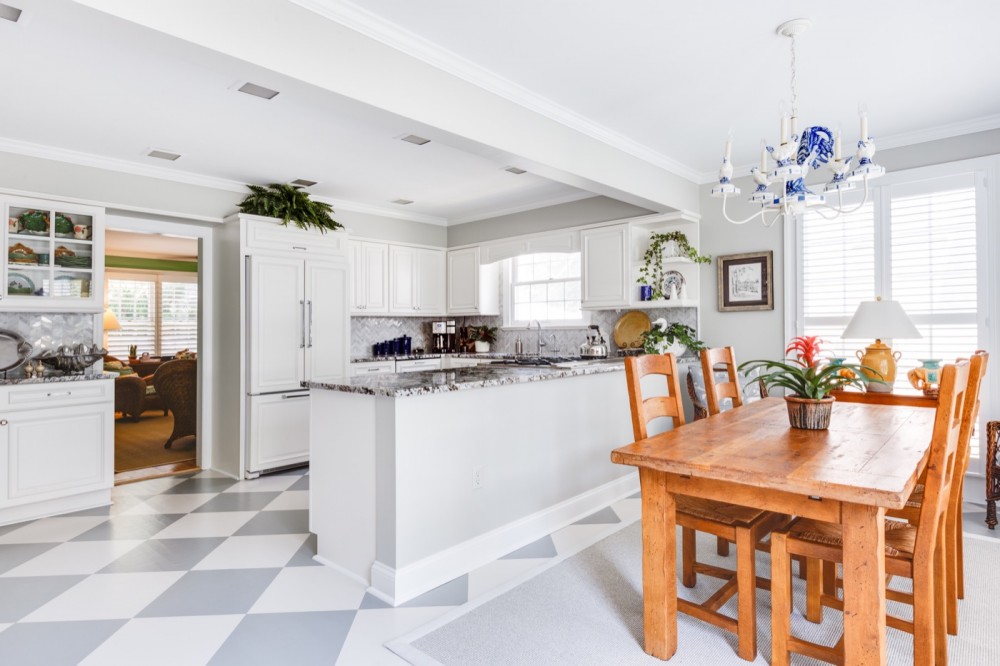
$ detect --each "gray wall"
[447,196,651,247]
[697,129,1000,366]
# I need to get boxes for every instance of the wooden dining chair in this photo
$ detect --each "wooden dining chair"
[883,350,987,636]
[770,360,971,666]
[625,354,788,661]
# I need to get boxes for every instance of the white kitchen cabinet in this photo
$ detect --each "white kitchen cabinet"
[389,245,445,316]
[220,214,351,478]
[349,240,388,314]
[394,358,442,373]
[247,392,310,473]
[350,360,396,377]
[446,247,500,316]
[580,224,630,309]
[1,195,105,313]
[0,379,114,526]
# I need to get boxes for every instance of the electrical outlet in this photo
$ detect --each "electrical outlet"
[472,466,483,490]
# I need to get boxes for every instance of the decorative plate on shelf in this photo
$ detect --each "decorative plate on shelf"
[662,270,686,299]
[8,242,37,264]
[7,272,36,296]
[0,329,33,374]
[613,311,652,349]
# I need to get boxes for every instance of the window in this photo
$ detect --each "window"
[106,271,198,358]
[504,252,588,327]
[794,165,988,458]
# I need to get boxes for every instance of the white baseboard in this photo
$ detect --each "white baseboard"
[0,489,111,527]
[368,471,638,606]
[313,554,370,587]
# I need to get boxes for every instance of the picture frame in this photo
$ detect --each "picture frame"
[717,251,773,312]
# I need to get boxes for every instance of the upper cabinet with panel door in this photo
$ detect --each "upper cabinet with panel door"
[349,240,388,314]
[2,196,105,312]
[389,245,445,316]
[446,247,500,316]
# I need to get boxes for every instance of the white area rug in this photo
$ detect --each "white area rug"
[389,521,1000,665]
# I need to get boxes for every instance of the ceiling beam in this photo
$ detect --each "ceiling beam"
[71,0,699,214]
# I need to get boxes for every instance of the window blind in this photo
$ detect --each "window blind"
[106,274,199,358]
[107,278,156,358]
[161,281,199,354]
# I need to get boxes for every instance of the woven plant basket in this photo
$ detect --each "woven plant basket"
[785,395,835,430]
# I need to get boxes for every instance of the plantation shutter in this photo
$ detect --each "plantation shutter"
[160,280,199,354]
[800,202,876,358]
[107,277,156,358]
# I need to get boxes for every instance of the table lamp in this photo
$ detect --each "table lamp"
[102,308,121,350]
[841,297,921,393]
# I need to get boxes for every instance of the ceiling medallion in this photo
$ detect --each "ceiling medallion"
[710,18,885,226]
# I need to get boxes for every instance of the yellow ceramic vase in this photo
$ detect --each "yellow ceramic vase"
[855,339,901,393]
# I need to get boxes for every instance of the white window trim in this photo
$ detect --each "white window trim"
[500,257,592,330]
[786,155,1000,468]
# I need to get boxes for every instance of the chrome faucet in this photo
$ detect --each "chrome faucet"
[527,320,546,356]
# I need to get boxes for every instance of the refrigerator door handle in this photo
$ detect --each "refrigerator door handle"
[299,300,306,349]
[307,300,314,348]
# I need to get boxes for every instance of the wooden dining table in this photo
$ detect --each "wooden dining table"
[611,397,938,666]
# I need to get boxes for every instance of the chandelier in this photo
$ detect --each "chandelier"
[710,19,885,227]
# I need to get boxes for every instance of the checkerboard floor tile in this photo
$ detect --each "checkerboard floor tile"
[0,467,994,665]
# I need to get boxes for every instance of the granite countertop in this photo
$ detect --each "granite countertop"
[0,372,117,386]
[308,359,628,397]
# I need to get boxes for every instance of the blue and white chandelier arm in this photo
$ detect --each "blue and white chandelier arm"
[718,193,782,226]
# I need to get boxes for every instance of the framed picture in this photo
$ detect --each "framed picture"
[717,251,773,312]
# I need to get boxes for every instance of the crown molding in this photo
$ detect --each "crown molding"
[290,0,703,184]
[447,191,594,226]
[0,136,248,192]
[695,113,1000,184]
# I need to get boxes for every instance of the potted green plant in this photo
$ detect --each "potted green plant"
[237,183,343,233]
[640,319,705,357]
[469,325,498,353]
[739,336,877,430]
[637,231,710,300]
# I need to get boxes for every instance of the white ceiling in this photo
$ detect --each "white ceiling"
[3,0,999,225]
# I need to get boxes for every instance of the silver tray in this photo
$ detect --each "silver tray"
[0,329,33,374]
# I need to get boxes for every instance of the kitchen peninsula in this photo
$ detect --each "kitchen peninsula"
[307,361,636,605]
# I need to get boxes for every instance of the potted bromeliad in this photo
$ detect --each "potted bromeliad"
[640,319,705,357]
[739,336,877,430]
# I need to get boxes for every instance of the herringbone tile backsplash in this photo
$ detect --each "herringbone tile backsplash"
[351,307,697,358]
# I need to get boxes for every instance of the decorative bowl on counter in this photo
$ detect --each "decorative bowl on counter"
[37,345,108,375]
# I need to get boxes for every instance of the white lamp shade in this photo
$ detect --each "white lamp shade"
[103,308,122,332]
[842,299,921,340]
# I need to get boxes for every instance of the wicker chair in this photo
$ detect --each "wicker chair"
[106,355,166,422]
[153,359,197,449]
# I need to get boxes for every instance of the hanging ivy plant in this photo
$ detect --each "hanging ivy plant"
[637,231,710,299]
[237,183,343,233]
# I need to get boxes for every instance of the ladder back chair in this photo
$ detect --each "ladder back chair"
[770,360,971,666]
[624,353,788,661]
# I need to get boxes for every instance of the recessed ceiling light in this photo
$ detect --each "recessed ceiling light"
[146,149,181,161]
[290,179,317,187]
[0,4,22,22]
[505,166,527,175]
[238,82,280,100]
[391,199,414,205]
[400,134,430,146]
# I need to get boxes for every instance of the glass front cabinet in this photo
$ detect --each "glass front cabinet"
[2,196,104,312]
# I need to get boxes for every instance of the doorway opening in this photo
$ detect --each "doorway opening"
[103,229,200,484]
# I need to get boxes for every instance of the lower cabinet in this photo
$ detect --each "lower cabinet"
[247,392,311,474]
[0,379,114,526]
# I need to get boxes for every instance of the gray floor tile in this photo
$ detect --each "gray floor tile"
[233,510,309,536]
[209,610,354,666]
[193,492,281,513]
[573,506,621,525]
[72,513,183,541]
[268,465,309,477]
[0,620,127,666]
[0,521,30,538]
[285,533,321,567]
[0,575,88,622]
[162,477,238,495]
[100,537,227,573]
[501,535,557,560]
[359,593,391,609]
[137,568,281,617]
[400,575,468,608]
[0,542,59,575]
[628,491,641,499]
[288,475,310,491]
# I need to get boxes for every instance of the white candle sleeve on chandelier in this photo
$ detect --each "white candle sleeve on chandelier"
[760,141,767,172]
[724,138,732,161]
[780,116,788,144]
